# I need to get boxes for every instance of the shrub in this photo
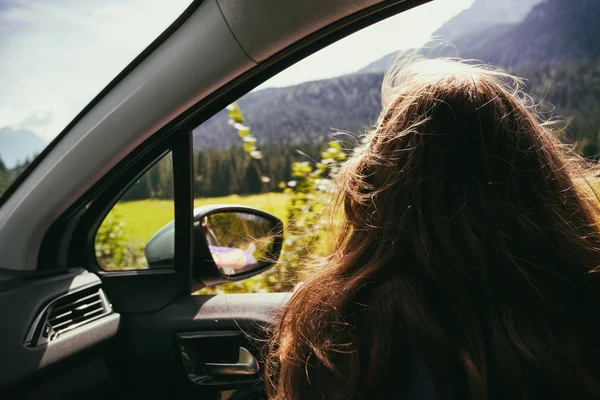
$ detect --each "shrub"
[95,213,147,270]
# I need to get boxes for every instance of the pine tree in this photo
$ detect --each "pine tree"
[0,155,9,194]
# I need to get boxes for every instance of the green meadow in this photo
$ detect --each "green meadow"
[108,193,288,245]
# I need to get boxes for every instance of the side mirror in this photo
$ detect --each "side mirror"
[144,205,284,288]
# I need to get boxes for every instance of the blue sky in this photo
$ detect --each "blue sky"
[0,0,472,143]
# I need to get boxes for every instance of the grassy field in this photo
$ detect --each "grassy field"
[107,193,287,245]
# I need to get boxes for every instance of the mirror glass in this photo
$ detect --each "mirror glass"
[202,211,278,276]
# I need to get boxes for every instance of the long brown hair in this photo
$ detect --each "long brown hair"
[265,58,600,399]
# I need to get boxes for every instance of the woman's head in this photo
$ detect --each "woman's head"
[338,58,600,286]
[267,58,600,399]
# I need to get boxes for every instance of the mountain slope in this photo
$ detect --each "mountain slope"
[432,0,544,40]
[459,0,600,68]
[359,0,544,74]
[0,127,46,168]
[360,0,600,74]
[193,73,384,149]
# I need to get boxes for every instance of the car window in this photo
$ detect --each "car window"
[189,0,600,293]
[189,2,474,295]
[95,153,174,271]
[0,0,193,199]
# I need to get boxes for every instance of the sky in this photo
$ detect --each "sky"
[0,0,473,144]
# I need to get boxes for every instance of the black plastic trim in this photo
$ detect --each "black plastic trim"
[173,132,195,293]
[25,286,112,347]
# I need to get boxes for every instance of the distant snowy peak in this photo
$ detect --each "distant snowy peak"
[0,127,46,168]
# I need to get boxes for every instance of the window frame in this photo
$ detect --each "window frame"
[87,149,178,274]
[79,133,193,277]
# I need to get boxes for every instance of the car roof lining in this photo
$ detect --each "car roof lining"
[218,0,388,63]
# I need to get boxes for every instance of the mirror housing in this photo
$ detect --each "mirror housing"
[144,204,284,289]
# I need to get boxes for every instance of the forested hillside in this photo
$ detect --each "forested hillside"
[193,73,383,149]
[520,61,600,145]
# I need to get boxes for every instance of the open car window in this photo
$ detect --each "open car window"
[189,0,600,293]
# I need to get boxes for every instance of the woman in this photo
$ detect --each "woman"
[265,58,600,399]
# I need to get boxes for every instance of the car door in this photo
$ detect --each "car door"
[0,0,430,398]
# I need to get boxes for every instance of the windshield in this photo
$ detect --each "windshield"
[0,0,192,195]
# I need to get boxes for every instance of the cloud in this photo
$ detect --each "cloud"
[14,110,54,132]
[0,0,191,141]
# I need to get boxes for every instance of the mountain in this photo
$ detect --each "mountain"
[0,127,46,168]
[359,0,544,74]
[193,73,383,149]
[432,0,544,42]
[458,0,600,68]
[361,0,600,74]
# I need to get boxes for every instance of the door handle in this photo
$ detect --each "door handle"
[204,347,259,376]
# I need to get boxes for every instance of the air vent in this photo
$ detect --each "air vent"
[27,286,112,347]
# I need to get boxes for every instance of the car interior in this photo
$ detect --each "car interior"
[0,0,430,399]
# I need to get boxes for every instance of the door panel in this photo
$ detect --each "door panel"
[114,293,289,398]
[5,358,117,400]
